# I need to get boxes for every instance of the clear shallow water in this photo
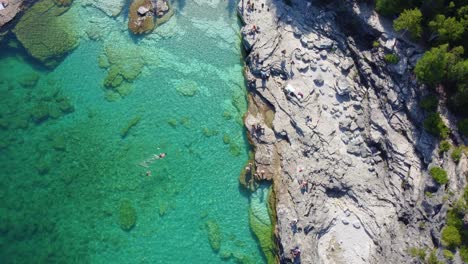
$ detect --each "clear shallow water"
[0,0,270,263]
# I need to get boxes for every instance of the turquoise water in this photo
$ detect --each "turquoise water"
[0,0,270,263]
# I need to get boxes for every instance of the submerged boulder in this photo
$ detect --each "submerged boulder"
[13,0,78,68]
[84,0,125,17]
[119,200,137,231]
[205,219,221,253]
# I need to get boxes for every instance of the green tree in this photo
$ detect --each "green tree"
[461,246,468,262]
[376,0,402,16]
[441,225,461,248]
[424,113,450,139]
[458,119,468,136]
[429,166,448,184]
[429,15,465,43]
[414,45,463,87]
[420,95,438,112]
[394,8,423,39]
[439,140,451,153]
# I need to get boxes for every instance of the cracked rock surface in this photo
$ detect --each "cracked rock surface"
[239,0,467,263]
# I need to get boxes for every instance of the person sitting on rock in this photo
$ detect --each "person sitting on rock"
[290,219,298,233]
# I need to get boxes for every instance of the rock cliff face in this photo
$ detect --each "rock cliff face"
[239,0,467,263]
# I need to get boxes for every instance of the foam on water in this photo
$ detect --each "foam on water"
[0,0,272,263]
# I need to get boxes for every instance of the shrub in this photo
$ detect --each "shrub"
[373,41,380,48]
[446,209,463,230]
[439,141,451,153]
[420,95,438,112]
[460,246,468,263]
[409,247,426,260]
[424,113,449,139]
[384,54,399,64]
[441,226,461,248]
[429,167,448,185]
[425,191,434,198]
[464,187,468,203]
[458,119,468,137]
[443,249,454,260]
[451,147,463,163]
[427,250,443,264]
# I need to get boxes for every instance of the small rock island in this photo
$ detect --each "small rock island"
[128,0,173,34]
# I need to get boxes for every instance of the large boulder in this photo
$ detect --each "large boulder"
[128,0,154,34]
[12,0,78,67]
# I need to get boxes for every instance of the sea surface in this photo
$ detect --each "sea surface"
[0,0,270,263]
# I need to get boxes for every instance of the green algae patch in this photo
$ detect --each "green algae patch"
[249,187,276,264]
[205,219,221,253]
[202,127,219,137]
[120,116,141,138]
[13,0,78,68]
[229,142,241,157]
[119,200,137,231]
[223,134,231,144]
[128,0,155,34]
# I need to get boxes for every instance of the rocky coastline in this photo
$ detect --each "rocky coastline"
[238,0,467,263]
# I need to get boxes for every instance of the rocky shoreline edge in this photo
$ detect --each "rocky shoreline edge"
[238,0,467,263]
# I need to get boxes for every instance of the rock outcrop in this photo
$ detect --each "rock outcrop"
[128,0,173,34]
[239,0,467,263]
[12,0,78,67]
[0,0,22,27]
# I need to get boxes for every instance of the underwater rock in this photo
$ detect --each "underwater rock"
[119,200,136,231]
[53,0,73,6]
[104,66,124,88]
[167,118,177,128]
[176,80,199,97]
[57,97,74,113]
[84,0,125,17]
[35,158,51,175]
[229,142,241,157]
[202,127,219,137]
[48,104,62,119]
[205,219,221,253]
[101,44,144,96]
[116,82,134,97]
[30,103,50,123]
[104,90,120,102]
[51,135,67,151]
[13,0,78,68]
[17,72,40,88]
[98,54,110,68]
[223,134,231,144]
[120,116,141,138]
[128,0,154,34]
